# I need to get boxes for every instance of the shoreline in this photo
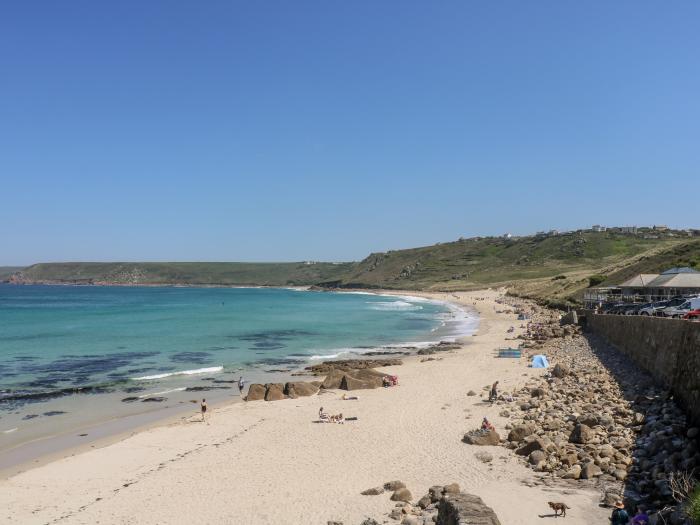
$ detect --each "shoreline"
[0,289,612,524]
[0,289,475,477]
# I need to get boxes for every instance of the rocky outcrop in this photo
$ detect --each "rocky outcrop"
[305,358,402,375]
[284,381,320,398]
[462,429,500,446]
[245,383,266,401]
[264,383,285,401]
[436,492,501,525]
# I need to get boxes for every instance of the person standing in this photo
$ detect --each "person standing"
[238,376,245,395]
[610,500,630,525]
[489,381,499,402]
[200,398,208,424]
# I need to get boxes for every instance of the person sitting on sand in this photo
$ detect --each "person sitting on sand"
[610,500,629,525]
[481,417,494,431]
[631,506,649,525]
[319,407,329,421]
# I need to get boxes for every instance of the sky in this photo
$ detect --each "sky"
[1,2,699,265]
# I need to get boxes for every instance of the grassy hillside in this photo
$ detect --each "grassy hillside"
[320,230,698,306]
[8,230,700,307]
[13,262,353,287]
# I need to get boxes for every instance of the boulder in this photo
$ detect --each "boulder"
[246,383,266,401]
[384,480,406,491]
[507,424,535,443]
[467,390,477,396]
[264,383,286,401]
[562,464,582,479]
[284,382,319,398]
[391,488,413,502]
[443,483,460,494]
[516,436,553,456]
[437,492,501,525]
[528,450,546,466]
[569,423,595,444]
[552,363,569,378]
[321,369,346,389]
[580,462,602,479]
[340,369,385,390]
[462,429,500,446]
[361,487,384,496]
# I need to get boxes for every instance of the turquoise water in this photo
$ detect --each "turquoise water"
[0,285,473,411]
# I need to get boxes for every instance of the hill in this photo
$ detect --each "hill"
[320,230,699,306]
[7,230,699,307]
[10,261,353,287]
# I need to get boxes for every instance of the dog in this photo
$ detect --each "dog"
[547,501,570,517]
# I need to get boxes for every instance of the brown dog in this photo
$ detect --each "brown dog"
[548,502,570,517]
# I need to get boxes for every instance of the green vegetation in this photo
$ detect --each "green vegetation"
[7,230,700,307]
[687,485,700,523]
[14,262,353,287]
[588,274,606,287]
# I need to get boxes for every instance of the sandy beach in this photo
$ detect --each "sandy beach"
[0,290,611,524]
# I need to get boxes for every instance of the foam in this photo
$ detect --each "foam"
[367,300,423,311]
[132,366,224,381]
[137,387,187,398]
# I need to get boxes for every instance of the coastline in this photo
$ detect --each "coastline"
[0,289,611,524]
[0,288,474,475]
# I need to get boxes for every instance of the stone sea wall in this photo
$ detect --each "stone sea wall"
[583,313,700,425]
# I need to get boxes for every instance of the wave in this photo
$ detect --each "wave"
[367,300,423,311]
[132,366,223,381]
[137,387,187,398]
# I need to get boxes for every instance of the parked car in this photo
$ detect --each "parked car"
[638,301,670,316]
[624,303,648,315]
[684,309,700,320]
[662,297,700,318]
[657,297,691,317]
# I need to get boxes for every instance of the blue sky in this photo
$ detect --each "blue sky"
[1,2,698,265]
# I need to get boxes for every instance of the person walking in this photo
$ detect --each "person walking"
[238,376,245,395]
[610,500,629,525]
[200,398,208,424]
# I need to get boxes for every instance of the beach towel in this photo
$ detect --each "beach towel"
[531,355,549,368]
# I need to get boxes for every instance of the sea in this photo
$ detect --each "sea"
[0,285,477,463]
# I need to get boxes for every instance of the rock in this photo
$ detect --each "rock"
[306,358,402,375]
[462,429,500,446]
[515,436,553,456]
[467,390,477,396]
[569,423,595,444]
[613,469,627,481]
[284,381,319,398]
[141,396,166,402]
[340,369,386,390]
[417,495,432,509]
[428,486,445,502]
[552,363,569,378]
[384,480,407,491]
[443,483,460,494]
[360,520,380,525]
[401,517,419,525]
[474,451,493,463]
[321,369,346,389]
[436,492,501,525]
[688,427,699,439]
[361,487,384,496]
[327,522,343,525]
[580,462,602,479]
[391,488,413,502]
[264,383,286,401]
[562,464,582,479]
[531,387,547,398]
[246,383,266,401]
[528,450,546,465]
[507,424,535,443]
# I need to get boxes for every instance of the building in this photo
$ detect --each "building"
[619,267,700,299]
[592,225,606,232]
[653,224,669,232]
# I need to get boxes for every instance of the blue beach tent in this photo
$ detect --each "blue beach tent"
[531,355,549,368]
